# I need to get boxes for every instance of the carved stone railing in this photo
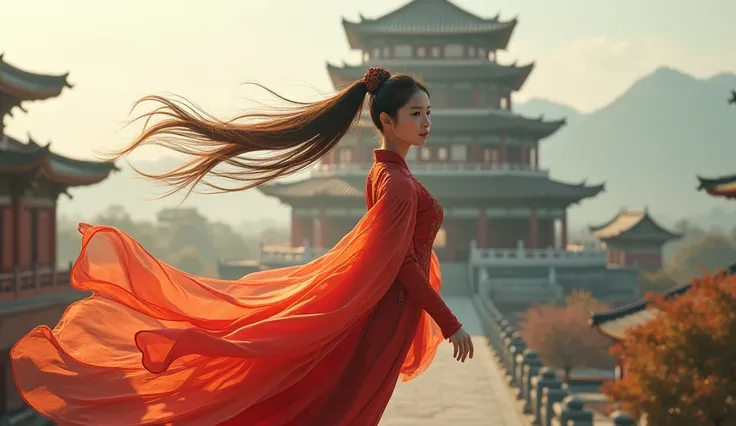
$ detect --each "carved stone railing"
[258,244,329,266]
[470,240,607,267]
[0,262,74,302]
[312,161,549,177]
[472,294,639,426]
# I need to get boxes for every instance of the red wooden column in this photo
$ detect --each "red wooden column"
[561,211,568,249]
[313,209,326,249]
[11,194,25,269]
[529,208,538,249]
[476,209,487,248]
[1,205,14,273]
[520,146,528,167]
[291,210,302,247]
[499,137,507,164]
[534,146,540,170]
[49,205,57,268]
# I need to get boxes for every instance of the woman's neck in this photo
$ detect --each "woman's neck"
[378,139,410,159]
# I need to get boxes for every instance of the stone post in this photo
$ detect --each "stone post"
[489,318,508,352]
[541,379,567,426]
[13,266,20,295]
[515,349,538,395]
[531,368,559,425]
[498,324,515,363]
[521,350,544,413]
[553,396,593,426]
[506,333,527,386]
[610,410,636,426]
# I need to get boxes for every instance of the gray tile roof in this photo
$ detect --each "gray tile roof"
[589,209,681,241]
[0,53,71,100]
[259,174,604,203]
[344,0,513,35]
[327,61,534,91]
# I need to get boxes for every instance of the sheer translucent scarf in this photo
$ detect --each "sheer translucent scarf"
[10,180,443,426]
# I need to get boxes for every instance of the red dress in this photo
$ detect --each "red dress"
[10,149,462,426]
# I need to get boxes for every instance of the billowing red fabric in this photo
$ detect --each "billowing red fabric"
[11,149,461,426]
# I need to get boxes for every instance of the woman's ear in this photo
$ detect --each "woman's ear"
[379,112,393,128]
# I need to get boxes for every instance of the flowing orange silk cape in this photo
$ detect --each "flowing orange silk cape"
[10,186,445,426]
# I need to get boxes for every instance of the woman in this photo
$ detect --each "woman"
[11,67,474,426]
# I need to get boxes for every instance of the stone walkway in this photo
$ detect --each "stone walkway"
[380,297,524,426]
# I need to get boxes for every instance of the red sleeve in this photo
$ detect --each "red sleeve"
[373,166,462,339]
[397,239,462,339]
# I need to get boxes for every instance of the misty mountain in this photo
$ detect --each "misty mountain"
[536,66,736,231]
[60,66,736,233]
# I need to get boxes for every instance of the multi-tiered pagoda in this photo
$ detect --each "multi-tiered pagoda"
[0,54,117,422]
[220,0,641,304]
[257,0,603,261]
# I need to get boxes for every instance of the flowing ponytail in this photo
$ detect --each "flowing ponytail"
[109,67,392,198]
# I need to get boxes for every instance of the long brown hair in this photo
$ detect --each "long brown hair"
[109,70,428,198]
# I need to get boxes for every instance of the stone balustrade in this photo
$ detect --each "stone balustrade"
[470,242,607,267]
[312,161,550,177]
[0,262,74,302]
[258,244,329,266]
[472,294,639,426]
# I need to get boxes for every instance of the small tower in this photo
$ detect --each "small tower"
[589,208,681,272]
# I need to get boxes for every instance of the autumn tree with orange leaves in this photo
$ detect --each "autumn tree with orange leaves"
[519,290,614,381]
[603,272,736,426]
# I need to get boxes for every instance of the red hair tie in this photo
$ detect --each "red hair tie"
[363,67,391,94]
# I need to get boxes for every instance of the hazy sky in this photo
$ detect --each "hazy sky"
[2,0,735,162]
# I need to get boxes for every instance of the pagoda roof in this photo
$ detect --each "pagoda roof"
[0,54,72,102]
[0,135,118,187]
[589,209,681,242]
[327,60,533,91]
[258,174,604,204]
[697,174,736,199]
[590,262,736,341]
[357,109,564,140]
[342,0,517,49]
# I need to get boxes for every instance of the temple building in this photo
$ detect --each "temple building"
[589,209,681,272]
[257,0,603,259]
[0,55,117,423]
[696,175,736,199]
[220,0,641,305]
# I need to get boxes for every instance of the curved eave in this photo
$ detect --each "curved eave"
[326,61,534,91]
[342,18,517,51]
[525,118,565,139]
[568,182,605,203]
[40,159,118,187]
[589,211,682,241]
[697,174,736,199]
[353,111,566,140]
[590,261,736,340]
[0,141,117,186]
[0,147,50,173]
[0,54,72,101]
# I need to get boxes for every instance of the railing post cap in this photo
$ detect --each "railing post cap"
[562,395,584,410]
[609,410,636,425]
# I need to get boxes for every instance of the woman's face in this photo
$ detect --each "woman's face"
[381,90,431,149]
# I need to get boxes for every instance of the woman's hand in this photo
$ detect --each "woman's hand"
[448,327,474,362]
